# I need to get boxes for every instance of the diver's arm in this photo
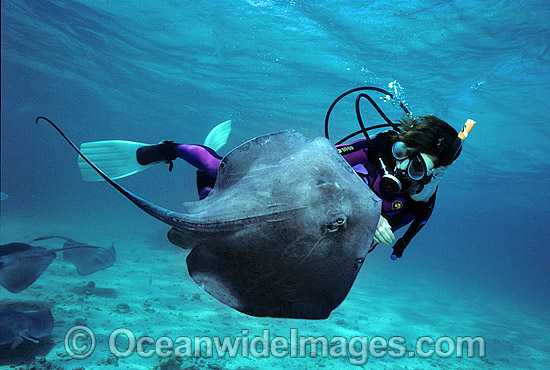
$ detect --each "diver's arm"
[391,192,436,259]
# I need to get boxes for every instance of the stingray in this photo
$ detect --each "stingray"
[0,243,56,294]
[0,238,117,293]
[38,116,382,319]
[32,236,117,275]
[0,301,54,349]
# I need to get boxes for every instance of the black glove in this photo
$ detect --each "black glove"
[391,238,408,260]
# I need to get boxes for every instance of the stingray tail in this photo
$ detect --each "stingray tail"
[35,117,189,229]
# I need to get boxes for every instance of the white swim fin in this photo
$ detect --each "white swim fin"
[78,120,232,182]
[203,119,232,151]
[77,140,155,182]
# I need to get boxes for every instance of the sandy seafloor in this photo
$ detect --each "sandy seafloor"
[0,215,547,370]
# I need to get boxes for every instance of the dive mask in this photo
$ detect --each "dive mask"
[391,141,432,181]
[378,141,434,194]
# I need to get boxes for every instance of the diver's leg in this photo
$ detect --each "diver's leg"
[196,170,216,199]
[176,144,222,179]
[137,142,221,199]
[137,142,222,178]
[176,145,221,199]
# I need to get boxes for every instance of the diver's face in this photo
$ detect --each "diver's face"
[391,153,436,193]
[391,141,438,181]
[396,153,437,178]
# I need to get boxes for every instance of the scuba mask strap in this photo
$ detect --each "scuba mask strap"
[438,119,476,167]
[439,138,462,167]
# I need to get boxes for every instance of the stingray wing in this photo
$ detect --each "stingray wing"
[0,307,16,346]
[184,131,380,319]
[25,307,54,341]
[0,242,31,257]
[0,246,56,294]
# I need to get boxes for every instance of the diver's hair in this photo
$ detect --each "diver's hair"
[394,115,459,166]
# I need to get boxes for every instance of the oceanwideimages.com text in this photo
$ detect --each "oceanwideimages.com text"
[65,326,486,365]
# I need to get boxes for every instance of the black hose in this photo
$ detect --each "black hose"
[324,86,410,143]
[335,124,398,145]
[354,93,372,143]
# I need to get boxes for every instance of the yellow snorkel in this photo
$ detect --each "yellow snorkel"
[437,118,476,166]
[459,119,476,140]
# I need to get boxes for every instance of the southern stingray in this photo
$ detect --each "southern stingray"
[0,301,54,349]
[0,243,55,294]
[0,238,116,293]
[37,116,381,319]
[32,236,117,276]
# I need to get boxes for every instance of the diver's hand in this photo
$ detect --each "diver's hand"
[373,216,395,245]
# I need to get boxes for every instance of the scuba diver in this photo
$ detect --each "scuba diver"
[75,87,475,259]
[334,114,464,258]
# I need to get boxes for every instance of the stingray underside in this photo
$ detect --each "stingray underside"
[171,130,381,319]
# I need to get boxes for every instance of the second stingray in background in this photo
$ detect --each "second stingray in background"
[0,236,116,293]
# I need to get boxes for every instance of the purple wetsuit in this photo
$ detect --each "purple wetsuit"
[335,132,437,257]
[176,144,222,200]
[335,139,418,231]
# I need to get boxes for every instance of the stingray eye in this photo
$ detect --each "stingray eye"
[326,218,346,232]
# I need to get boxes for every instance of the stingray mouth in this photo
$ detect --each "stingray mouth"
[326,217,346,232]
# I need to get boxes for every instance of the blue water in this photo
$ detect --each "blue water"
[1,0,549,369]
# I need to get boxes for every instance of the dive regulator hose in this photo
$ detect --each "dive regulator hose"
[324,86,410,145]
